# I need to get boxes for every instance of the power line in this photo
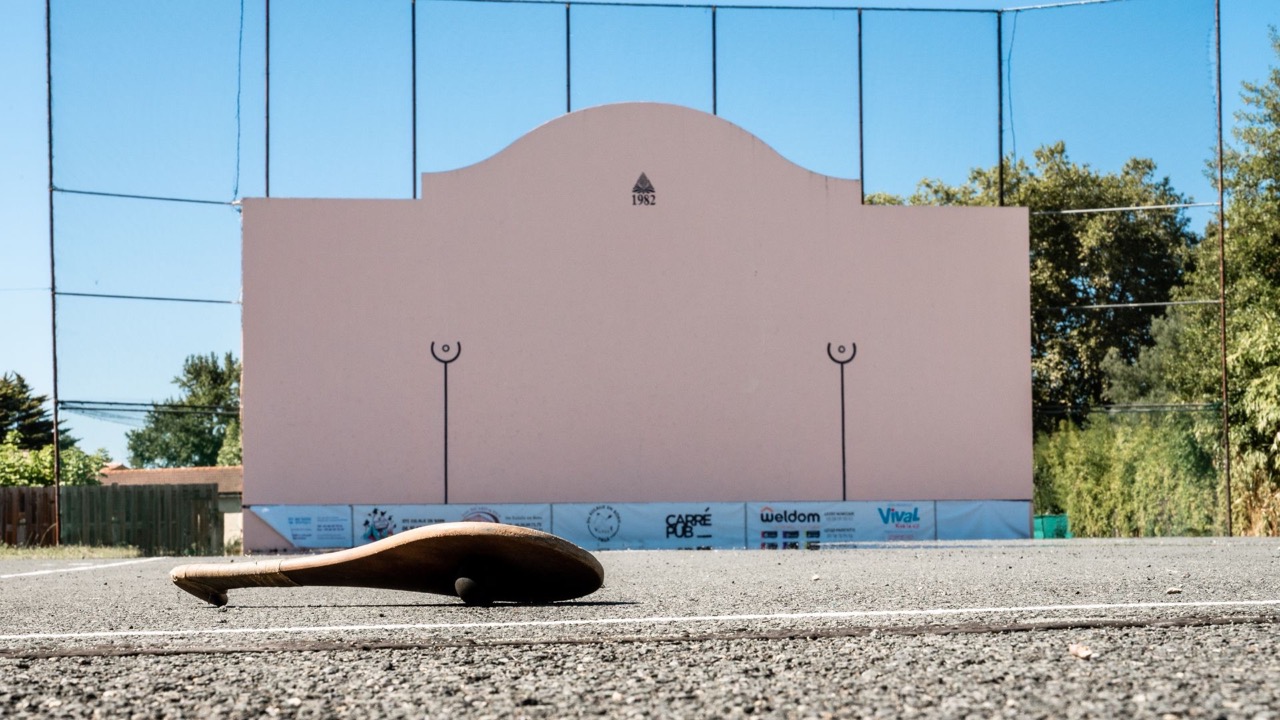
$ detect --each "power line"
[52,187,237,207]
[417,0,1138,12]
[1040,299,1220,312]
[1038,402,1220,416]
[55,292,240,306]
[59,400,240,417]
[1032,202,1219,216]
[58,400,240,428]
[1003,0,1124,11]
[423,0,999,13]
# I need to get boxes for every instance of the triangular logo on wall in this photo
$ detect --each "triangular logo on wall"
[633,173,655,194]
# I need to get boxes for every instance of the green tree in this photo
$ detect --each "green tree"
[126,352,242,468]
[0,431,108,487]
[216,418,242,466]
[1106,35,1280,534]
[870,143,1199,433]
[0,372,76,450]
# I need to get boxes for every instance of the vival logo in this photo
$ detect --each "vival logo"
[877,506,921,527]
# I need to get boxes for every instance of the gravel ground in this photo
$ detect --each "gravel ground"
[2,538,1279,718]
[4,624,1279,718]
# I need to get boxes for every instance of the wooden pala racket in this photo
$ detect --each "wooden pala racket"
[170,521,604,607]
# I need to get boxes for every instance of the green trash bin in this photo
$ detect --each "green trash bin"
[1034,514,1071,539]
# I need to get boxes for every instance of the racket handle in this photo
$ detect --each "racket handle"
[170,560,300,607]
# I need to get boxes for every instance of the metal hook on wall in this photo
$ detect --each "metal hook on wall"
[828,341,857,501]
[827,342,857,365]
[431,341,461,503]
[431,341,461,365]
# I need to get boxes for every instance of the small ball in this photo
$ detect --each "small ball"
[455,577,493,607]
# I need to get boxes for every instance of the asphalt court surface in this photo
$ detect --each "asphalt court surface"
[3,539,1280,717]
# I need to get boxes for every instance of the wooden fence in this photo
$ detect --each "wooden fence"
[61,484,224,555]
[1,484,224,555]
[0,486,58,547]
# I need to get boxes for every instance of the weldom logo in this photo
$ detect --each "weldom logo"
[877,505,921,528]
[759,506,822,524]
[632,172,656,206]
[666,507,712,539]
[587,505,621,542]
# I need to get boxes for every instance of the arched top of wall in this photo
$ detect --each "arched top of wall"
[421,102,861,203]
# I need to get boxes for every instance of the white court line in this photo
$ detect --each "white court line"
[0,557,163,580]
[2,598,1279,643]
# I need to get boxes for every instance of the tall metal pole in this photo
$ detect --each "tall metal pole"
[565,3,572,113]
[996,10,1004,206]
[265,0,271,197]
[45,0,61,544]
[411,0,418,199]
[856,8,864,204]
[711,7,717,115]
[1214,0,1232,536]
[431,343,459,503]
[839,361,847,501]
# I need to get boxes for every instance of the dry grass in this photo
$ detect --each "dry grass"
[0,544,142,559]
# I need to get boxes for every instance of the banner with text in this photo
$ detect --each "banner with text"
[350,504,552,546]
[746,501,937,548]
[249,505,354,549]
[552,502,747,550]
[247,500,1030,552]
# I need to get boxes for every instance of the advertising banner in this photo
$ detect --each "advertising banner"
[936,500,1031,540]
[747,502,852,549]
[552,502,747,550]
[746,501,937,548]
[351,504,552,546]
[861,501,937,542]
[249,505,354,549]
[248,500,1027,550]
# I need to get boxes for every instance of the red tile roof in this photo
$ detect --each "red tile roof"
[99,466,243,495]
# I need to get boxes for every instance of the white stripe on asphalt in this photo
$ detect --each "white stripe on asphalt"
[0,557,163,579]
[1,598,1279,642]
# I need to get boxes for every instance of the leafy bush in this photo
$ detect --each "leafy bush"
[0,431,109,487]
[1034,414,1217,536]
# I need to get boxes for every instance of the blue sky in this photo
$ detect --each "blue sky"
[1,0,1277,462]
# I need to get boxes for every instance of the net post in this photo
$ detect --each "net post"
[411,0,418,199]
[565,3,572,113]
[996,10,1004,207]
[1213,0,1231,536]
[711,6,717,115]
[45,0,61,545]
[265,0,271,197]
[856,8,864,204]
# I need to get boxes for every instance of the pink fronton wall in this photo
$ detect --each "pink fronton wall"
[241,102,1031,513]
